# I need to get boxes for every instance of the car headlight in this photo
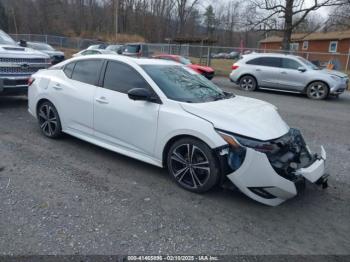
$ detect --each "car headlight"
[216,129,278,154]
[330,75,341,82]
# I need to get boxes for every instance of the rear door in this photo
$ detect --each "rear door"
[49,59,103,135]
[246,57,282,88]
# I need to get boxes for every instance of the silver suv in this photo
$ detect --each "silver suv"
[229,53,349,99]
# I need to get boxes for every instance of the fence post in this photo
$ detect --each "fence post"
[306,52,309,60]
[45,35,48,44]
[207,46,211,66]
[346,48,350,72]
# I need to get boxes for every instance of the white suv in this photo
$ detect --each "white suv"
[229,53,348,99]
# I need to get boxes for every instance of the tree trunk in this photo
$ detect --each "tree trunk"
[282,0,294,51]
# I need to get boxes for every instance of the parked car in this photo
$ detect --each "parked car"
[212,51,239,59]
[21,41,65,65]
[0,30,51,96]
[72,49,115,57]
[229,53,349,99]
[118,43,149,57]
[153,54,215,80]
[87,44,107,50]
[106,44,123,53]
[28,55,328,206]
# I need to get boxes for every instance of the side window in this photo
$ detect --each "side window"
[103,61,150,93]
[63,62,75,78]
[261,57,281,67]
[71,60,104,85]
[282,58,301,70]
[246,57,262,65]
[246,57,281,67]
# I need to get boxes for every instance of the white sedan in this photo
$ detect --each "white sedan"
[28,55,328,206]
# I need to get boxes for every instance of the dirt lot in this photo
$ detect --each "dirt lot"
[0,78,349,255]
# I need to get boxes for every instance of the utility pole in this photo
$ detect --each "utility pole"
[115,0,119,43]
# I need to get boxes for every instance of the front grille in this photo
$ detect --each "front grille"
[0,66,45,74]
[0,57,47,63]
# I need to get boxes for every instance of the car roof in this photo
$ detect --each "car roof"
[64,54,179,66]
[243,52,299,59]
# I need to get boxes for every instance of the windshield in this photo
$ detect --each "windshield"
[142,65,230,103]
[106,45,121,51]
[297,56,319,70]
[27,42,54,51]
[0,30,17,46]
[179,56,192,65]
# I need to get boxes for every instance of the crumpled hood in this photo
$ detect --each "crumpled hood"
[0,44,50,58]
[180,96,290,141]
[321,69,348,78]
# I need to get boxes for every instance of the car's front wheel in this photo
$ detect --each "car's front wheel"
[167,138,220,193]
[37,101,62,138]
[239,75,257,91]
[306,81,329,100]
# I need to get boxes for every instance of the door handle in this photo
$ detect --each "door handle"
[281,71,287,74]
[52,83,62,90]
[256,69,262,72]
[95,97,109,104]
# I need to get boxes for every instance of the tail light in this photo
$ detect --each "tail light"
[28,77,35,86]
[232,64,239,70]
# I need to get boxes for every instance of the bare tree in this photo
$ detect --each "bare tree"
[249,0,347,50]
[175,0,199,35]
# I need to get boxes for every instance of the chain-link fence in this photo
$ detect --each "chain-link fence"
[9,34,105,50]
[9,34,350,75]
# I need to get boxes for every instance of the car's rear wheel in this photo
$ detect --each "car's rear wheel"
[239,75,257,91]
[167,138,220,193]
[306,81,329,100]
[37,101,62,138]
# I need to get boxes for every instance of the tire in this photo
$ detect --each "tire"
[239,75,257,91]
[166,138,220,193]
[37,101,62,138]
[306,81,329,100]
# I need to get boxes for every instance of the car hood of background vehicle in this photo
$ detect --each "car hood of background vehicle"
[0,45,50,58]
[43,50,65,57]
[180,96,290,141]
[321,69,348,78]
[189,64,214,73]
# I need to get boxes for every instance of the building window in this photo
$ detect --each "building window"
[290,43,299,51]
[329,41,338,53]
[302,41,308,50]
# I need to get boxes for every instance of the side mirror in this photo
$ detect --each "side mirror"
[117,49,122,55]
[298,67,306,72]
[128,88,154,102]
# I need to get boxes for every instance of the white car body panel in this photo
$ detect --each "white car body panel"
[28,55,328,206]
[181,96,289,141]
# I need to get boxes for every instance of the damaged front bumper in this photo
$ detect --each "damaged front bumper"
[216,129,328,206]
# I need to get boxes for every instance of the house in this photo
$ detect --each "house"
[259,30,350,70]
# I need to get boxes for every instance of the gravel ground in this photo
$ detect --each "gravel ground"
[0,77,349,255]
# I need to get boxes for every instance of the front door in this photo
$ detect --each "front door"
[93,60,160,156]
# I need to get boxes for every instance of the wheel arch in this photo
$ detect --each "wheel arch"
[36,98,52,116]
[162,134,217,168]
[303,80,330,93]
[238,73,258,85]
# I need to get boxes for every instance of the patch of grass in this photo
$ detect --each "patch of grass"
[190,57,235,77]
